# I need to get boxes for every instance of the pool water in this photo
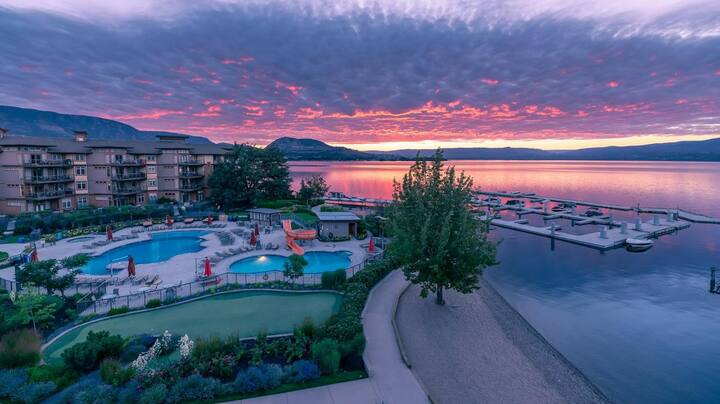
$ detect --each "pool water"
[43,290,342,362]
[229,251,351,274]
[81,231,208,275]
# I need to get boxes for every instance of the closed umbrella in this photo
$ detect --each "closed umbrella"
[30,248,38,263]
[368,237,374,253]
[106,225,113,241]
[255,222,260,236]
[127,255,136,277]
[204,256,212,277]
[249,231,257,246]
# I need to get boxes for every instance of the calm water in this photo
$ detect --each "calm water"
[82,230,208,275]
[229,251,352,274]
[290,160,720,404]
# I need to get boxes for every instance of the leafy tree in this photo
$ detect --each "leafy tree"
[389,150,496,305]
[283,254,307,284]
[10,292,56,334]
[16,258,80,297]
[297,175,329,204]
[208,144,292,209]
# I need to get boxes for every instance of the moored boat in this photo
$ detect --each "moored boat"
[626,238,654,252]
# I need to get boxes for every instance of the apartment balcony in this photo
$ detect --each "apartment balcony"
[179,184,204,192]
[178,159,204,166]
[111,187,145,196]
[25,189,73,200]
[25,175,73,184]
[179,172,203,179]
[111,172,147,181]
[111,160,146,167]
[23,159,72,168]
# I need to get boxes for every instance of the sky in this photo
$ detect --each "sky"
[1,0,720,150]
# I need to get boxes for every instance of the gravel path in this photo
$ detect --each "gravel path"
[395,278,610,404]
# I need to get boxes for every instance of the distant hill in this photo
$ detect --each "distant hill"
[373,138,720,161]
[267,137,406,160]
[0,105,211,143]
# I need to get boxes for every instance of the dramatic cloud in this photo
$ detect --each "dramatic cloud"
[1,0,719,148]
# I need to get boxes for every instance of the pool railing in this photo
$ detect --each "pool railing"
[76,252,385,315]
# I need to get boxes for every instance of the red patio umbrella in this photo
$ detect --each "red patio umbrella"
[106,225,113,241]
[249,231,257,246]
[30,248,38,263]
[368,237,374,253]
[127,255,136,277]
[255,222,260,236]
[204,256,212,277]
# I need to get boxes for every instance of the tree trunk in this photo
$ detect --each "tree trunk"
[435,285,445,305]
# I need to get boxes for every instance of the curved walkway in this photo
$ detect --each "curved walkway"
[395,279,610,404]
[362,270,430,404]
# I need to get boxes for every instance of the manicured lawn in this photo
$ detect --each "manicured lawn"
[44,290,342,363]
[293,212,318,226]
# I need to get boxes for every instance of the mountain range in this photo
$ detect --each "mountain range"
[1,105,719,161]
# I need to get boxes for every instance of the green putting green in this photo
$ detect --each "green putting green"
[44,290,342,362]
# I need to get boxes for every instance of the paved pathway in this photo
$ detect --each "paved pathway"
[362,270,430,404]
[395,279,610,404]
[232,379,379,404]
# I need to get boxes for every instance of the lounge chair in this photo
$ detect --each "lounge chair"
[145,275,159,286]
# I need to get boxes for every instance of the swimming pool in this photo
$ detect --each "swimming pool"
[81,230,208,275]
[43,290,342,362]
[229,251,352,274]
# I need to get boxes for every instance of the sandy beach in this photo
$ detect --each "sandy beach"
[395,278,611,404]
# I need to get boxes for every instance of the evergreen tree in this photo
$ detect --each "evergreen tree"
[389,150,496,305]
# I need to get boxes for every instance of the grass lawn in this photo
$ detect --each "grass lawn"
[212,370,368,403]
[292,212,318,226]
[44,290,342,363]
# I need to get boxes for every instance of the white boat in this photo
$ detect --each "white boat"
[625,238,654,252]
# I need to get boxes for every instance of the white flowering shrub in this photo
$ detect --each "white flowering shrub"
[178,334,194,359]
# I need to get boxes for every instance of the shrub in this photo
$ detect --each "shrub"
[139,383,167,404]
[69,382,117,404]
[12,381,56,403]
[166,374,221,403]
[145,299,162,309]
[119,343,146,364]
[192,334,239,363]
[285,360,320,383]
[0,368,28,397]
[28,363,78,389]
[321,269,346,289]
[116,380,141,404]
[311,338,340,375]
[234,364,283,394]
[297,317,319,340]
[339,332,366,371]
[107,306,129,316]
[100,359,134,387]
[61,331,125,372]
[0,329,41,368]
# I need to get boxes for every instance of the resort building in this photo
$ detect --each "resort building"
[316,211,361,238]
[0,130,231,214]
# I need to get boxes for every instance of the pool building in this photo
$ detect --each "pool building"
[316,211,361,238]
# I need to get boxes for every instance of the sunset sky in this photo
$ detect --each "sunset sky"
[1,0,720,150]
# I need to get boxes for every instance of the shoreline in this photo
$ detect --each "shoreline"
[395,277,611,404]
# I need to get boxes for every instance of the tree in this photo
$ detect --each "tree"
[10,292,56,334]
[208,144,292,210]
[16,254,85,296]
[297,175,329,205]
[283,254,308,284]
[389,150,496,305]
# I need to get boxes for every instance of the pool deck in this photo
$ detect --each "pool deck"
[0,221,369,298]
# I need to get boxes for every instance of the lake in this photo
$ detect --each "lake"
[290,160,720,404]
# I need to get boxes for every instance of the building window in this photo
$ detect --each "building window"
[148,179,157,187]
[149,194,157,203]
[76,181,87,190]
[147,166,156,173]
[78,196,88,207]
[75,166,86,176]
[147,155,156,161]
[75,154,86,161]
[138,194,145,203]
[62,200,72,209]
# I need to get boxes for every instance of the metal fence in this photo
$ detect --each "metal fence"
[76,252,383,315]
[0,277,17,294]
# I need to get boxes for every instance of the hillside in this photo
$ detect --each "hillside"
[0,105,210,143]
[267,137,406,160]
